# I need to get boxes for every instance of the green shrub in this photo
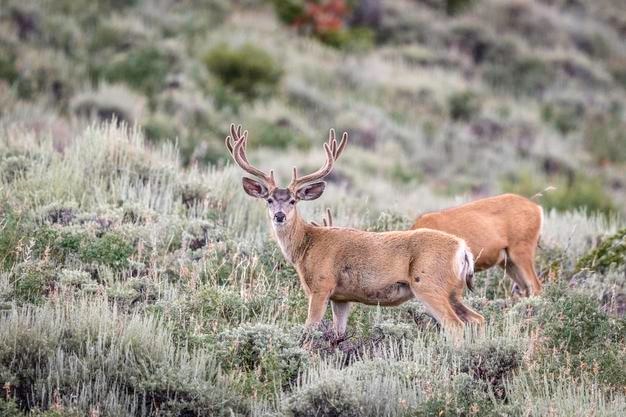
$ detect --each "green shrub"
[79,232,134,269]
[459,341,522,399]
[10,261,57,304]
[0,398,23,417]
[502,171,615,215]
[582,344,626,387]
[182,219,212,250]
[88,17,148,53]
[484,56,555,95]
[0,204,23,268]
[318,27,375,51]
[448,21,500,64]
[4,48,74,103]
[204,43,282,100]
[318,29,351,49]
[583,113,626,163]
[0,301,248,416]
[414,374,497,417]
[389,162,422,185]
[193,286,248,325]
[540,285,624,355]
[216,324,307,387]
[577,228,626,273]
[536,285,626,388]
[178,180,211,209]
[445,0,479,16]
[283,373,365,417]
[469,297,510,321]
[284,359,423,417]
[40,202,77,226]
[58,269,93,289]
[541,102,582,134]
[48,0,139,16]
[1,156,30,183]
[0,53,19,84]
[143,117,179,144]
[272,0,305,25]
[70,84,145,125]
[251,120,310,150]
[371,318,419,343]
[31,226,85,264]
[97,46,171,96]
[448,91,482,121]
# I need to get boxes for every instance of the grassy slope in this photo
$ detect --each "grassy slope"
[0,0,625,416]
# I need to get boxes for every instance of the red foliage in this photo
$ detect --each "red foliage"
[292,0,350,34]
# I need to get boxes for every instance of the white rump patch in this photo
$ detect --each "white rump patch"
[456,241,474,281]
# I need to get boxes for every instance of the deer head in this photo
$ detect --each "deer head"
[225,124,347,227]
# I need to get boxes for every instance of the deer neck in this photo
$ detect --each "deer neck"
[271,210,309,265]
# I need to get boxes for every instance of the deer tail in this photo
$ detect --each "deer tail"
[455,241,475,292]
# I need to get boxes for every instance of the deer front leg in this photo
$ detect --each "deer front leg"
[305,291,330,328]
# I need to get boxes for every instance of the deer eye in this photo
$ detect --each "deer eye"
[267,198,274,204]
[289,199,296,205]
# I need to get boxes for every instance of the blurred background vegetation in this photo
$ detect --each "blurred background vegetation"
[1,1,626,416]
[0,0,625,214]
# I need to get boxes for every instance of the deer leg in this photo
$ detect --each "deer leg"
[504,262,529,297]
[501,251,530,297]
[450,294,484,325]
[331,301,351,337]
[411,289,464,330]
[305,292,330,328]
[507,246,542,296]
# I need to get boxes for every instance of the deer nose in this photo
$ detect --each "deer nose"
[274,212,286,223]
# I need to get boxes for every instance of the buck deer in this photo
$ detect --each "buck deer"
[226,124,484,334]
[411,194,543,297]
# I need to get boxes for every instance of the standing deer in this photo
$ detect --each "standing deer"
[226,124,484,334]
[411,194,543,297]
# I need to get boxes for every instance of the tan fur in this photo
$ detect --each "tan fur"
[271,209,484,333]
[411,193,543,296]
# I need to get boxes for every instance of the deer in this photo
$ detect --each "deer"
[225,124,484,335]
[411,194,543,297]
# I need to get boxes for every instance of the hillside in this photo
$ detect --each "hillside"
[0,0,626,416]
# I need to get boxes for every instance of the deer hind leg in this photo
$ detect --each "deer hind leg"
[506,245,542,297]
[450,292,485,326]
[511,245,542,295]
[409,286,464,330]
[331,301,351,337]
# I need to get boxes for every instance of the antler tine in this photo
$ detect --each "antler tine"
[226,124,245,155]
[334,132,348,160]
[224,124,237,157]
[328,130,347,160]
[312,208,333,227]
[226,123,276,188]
[288,129,348,190]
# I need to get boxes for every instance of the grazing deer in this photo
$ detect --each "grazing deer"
[226,124,484,334]
[411,194,543,297]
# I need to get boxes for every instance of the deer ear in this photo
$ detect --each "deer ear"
[242,177,269,199]
[296,181,326,201]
